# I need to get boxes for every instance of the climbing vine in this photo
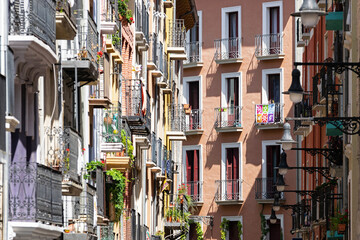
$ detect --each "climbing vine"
[220,218,230,240]
[237,220,243,239]
[260,213,270,240]
[106,169,128,218]
[195,222,204,240]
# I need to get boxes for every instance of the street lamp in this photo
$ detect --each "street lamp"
[278,152,289,175]
[291,0,327,28]
[275,174,286,192]
[283,69,304,103]
[276,123,297,151]
[273,192,281,212]
[270,209,278,224]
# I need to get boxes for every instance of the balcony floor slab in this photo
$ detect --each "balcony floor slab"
[215,199,244,205]
[256,54,285,60]
[215,58,243,64]
[10,221,63,240]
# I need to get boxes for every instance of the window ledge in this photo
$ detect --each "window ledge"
[256,54,284,60]
[216,127,243,133]
[255,198,285,204]
[184,62,203,69]
[215,199,244,205]
[185,129,204,135]
[255,123,284,130]
[215,58,243,64]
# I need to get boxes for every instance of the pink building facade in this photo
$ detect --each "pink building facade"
[182,0,298,239]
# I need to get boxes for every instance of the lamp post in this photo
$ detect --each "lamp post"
[275,174,286,192]
[276,123,297,151]
[283,69,305,103]
[290,0,327,28]
[269,209,278,224]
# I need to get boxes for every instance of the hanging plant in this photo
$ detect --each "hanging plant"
[106,169,128,218]
[117,0,133,23]
[237,220,243,239]
[84,161,105,180]
[220,218,230,240]
[195,222,204,240]
[260,213,270,240]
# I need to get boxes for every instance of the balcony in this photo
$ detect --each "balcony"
[105,34,123,64]
[123,79,151,135]
[96,168,108,225]
[148,34,164,77]
[89,59,112,109]
[153,138,164,174]
[296,19,306,48]
[56,0,77,39]
[255,178,284,204]
[160,148,173,179]
[9,161,63,239]
[185,109,203,135]
[214,106,242,132]
[215,179,243,205]
[168,20,187,60]
[184,41,203,68]
[294,94,313,136]
[62,127,82,196]
[167,104,186,141]
[101,106,124,152]
[255,103,284,130]
[185,181,203,205]
[9,0,57,70]
[147,133,159,169]
[214,37,242,64]
[62,12,99,83]
[100,1,119,34]
[255,33,284,60]
[135,2,149,51]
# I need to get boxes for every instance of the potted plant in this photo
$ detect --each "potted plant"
[166,208,173,222]
[84,160,105,180]
[330,209,348,235]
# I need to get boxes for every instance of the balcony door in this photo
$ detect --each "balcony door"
[228,12,238,58]
[268,74,280,122]
[188,81,199,130]
[186,149,200,199]
[269,7,280,54]
[226,147,239,200]
[266,145,280,198]
[226,77,240,126]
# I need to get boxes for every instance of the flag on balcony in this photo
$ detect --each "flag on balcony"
[141,84,147,115]
[256,104,275,124]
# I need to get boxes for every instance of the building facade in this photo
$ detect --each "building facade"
[182,0,298,239]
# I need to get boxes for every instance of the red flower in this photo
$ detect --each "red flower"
[101,160,105,164]
[97,51,103,57]
[66,148,70,152]
[82,148,86,151]
[130,17,133,21]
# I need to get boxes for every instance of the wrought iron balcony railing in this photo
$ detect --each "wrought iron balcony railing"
[135,2,149,43]
[56,0,77,27]
[185,181,203,202]
[185,41,202,64]
[294,94,313,131]
[214,37,241,61]
[255,178,283,200]
[96,168,105,217]
[255,33,284,57]
[123,79,151,135]
[151,133,158,165]
[185,109,203,131]
[102,106,122,143]
[168,20,186,48]
[9,161,63,225]
[167,104,186,132]
[157,138,163,168]
[215,179,242,202]
[10,0,56,52]
[255,103,283,125]
[214,106,242,129]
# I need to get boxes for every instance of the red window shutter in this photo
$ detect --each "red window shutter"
[233,148,239,179]
[226,148,233,180]
[186,150,193,182]
[194,150,199,182]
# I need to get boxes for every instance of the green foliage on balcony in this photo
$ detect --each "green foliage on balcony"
[118,0,133,23]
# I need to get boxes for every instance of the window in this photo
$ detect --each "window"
[221,143,242,200]
[187,221,203,240]
[267,74,280,103]
[186,11,202,63]
[221,216,243,240]
[184,76,202,130]
[262,141,281,199]
[263,214,284,240]
[262,69,283,122]
[262,1,283,55]
[183,146,202,202]
[221,72,242,127]
[221,6,241,59]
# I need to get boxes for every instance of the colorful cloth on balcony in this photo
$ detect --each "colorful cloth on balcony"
[256,104,275,124]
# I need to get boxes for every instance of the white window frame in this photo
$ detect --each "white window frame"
[182,145,203,192]
[262,1,283,35]
[261,140,282,199]
[221,6,241,40]
[186,220,203,240]
[221,216,243,240]
[263,214,284,240]
[221,72,242,125]
[186,10,202,62]
[221,142,242,199]
[183,76,203,111]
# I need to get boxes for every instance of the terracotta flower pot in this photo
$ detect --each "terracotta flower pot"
[338,223,346,234]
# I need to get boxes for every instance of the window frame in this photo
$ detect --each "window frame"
[262,68,283,105]
[221,72,242,109]
[182,145,203,189]
[221,142,242,198]
[221,216,243,240]
[262,1,283,35]
[186,11,203,62]
[263,214,284,240]
[183,76,203,111]
[221,6,241,41]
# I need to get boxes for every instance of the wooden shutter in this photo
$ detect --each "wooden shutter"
[186,150,193,182]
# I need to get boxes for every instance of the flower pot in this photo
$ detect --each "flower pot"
[337,223,346,234]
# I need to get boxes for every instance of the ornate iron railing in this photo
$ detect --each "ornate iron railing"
[162,146,168,176]
[9,0,56,52]
[101,221,115,240]
[168,20,186,48]
[157,138,163,167]
[167,150,173,179]
[79,190,95,231]
[215,179,242,201]
[185,181,203,202]
[255,33,283,57]
[294,94,313,131]
[255,103,283,125]
[148,33,159,66]
[56,0,76,27]
[214,37,241,60]
[255,178,281,199]
[101,0,117,22]
[167,104,186,132]
[185,109,203,131]
[163,53,169,80]
[79,11,99,65]
[102,106,122,143]
[9,161,63,225]
[214,106,241,128]
[185,41,202,64]
[151,132,157,165]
